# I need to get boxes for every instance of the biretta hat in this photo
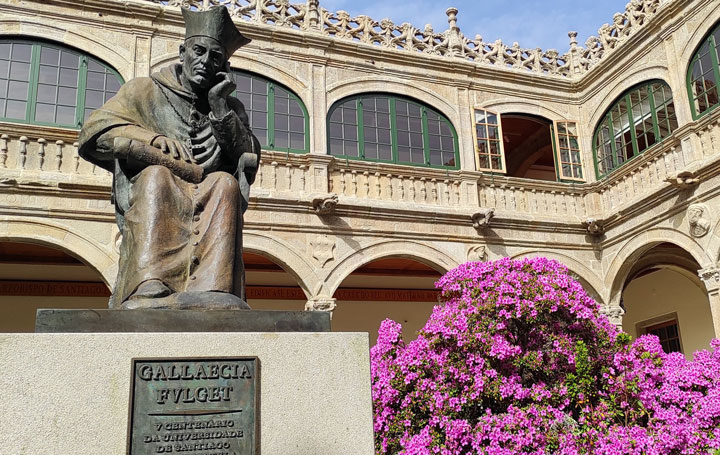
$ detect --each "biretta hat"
[182,6,251,57]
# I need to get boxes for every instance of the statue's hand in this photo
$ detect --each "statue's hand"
[151,136,195,164]
[208,72,235,117]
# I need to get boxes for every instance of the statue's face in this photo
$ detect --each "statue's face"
[179,36,227,91]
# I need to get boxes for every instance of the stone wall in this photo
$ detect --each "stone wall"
[1,0,719,341]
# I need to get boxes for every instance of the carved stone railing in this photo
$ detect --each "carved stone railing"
[593,110,720,220]
[478,179,591,220]
[329,164,465,207]
[0,125,111,185]
[4,109,720,230]
[147,0,671,78]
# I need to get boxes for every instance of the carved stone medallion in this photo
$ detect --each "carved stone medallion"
[309,235,335,267]
[687,203,710,238]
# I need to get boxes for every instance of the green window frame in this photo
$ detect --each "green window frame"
[687,21,720,119]
[0,38,124,129]
[553,121,583,181]
[231,70,309,154]
[472,108,505,173]
[592,80,678,179]
[327,94,459,169]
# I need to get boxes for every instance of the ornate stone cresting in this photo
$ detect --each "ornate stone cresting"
[471,209,494,231]
[312,193,338,215]
[687,203,710,238]
[149,0,670,78]
[583,218,605,236]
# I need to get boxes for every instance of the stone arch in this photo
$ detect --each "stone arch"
[326,77,459,128]
[510,250,605,303]
[479,99,570,122]
[587,69,673,129]
[0,19,133,80]
[322,240,458,297]
[0,218,117,287]
[678,2,720,64]
[242,232,318,299]
[705,216,720,263]
[604,228,711,306]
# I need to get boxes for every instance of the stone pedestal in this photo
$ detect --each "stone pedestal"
[0,332,374,454]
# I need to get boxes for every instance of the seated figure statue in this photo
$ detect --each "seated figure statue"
[78,6,260,310]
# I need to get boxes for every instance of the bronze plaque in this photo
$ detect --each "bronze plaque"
[128,357,258,455]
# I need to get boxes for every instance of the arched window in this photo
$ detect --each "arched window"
[593,80,677,178]
[0,38,123,129]
[328,94,459,169]
[687,22,720,118]
[231,70,309,153]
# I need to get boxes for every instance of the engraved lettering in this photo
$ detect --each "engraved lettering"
[156,389,170,404]
[130,358,255,454]
[167,365,181,380]
[139,365,153,380]
[220,365,232,379]
[154,366,168,381]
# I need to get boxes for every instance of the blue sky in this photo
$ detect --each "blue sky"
[320,0,630,51]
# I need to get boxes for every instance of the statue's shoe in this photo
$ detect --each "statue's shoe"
[121,291,250,310]
[127,279,172,300]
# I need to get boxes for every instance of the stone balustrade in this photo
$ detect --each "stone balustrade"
[148,0,669,78]
[3,110,720,227]
[0,126,110,184]
[478,179,590,220]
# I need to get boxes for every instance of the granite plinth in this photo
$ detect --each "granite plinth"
[0,332,374,455]
[35,309,330,333]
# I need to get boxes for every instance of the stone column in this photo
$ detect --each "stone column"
[305,297,337,318]
[698,265,720,338]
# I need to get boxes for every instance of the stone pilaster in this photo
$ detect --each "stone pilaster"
[600,304,625,329]
[305,297,337,317]
[698,265,720,338]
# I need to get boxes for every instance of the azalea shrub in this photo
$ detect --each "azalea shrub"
[370,257,720,455]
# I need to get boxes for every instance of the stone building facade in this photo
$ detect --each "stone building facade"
[1,0,719,354]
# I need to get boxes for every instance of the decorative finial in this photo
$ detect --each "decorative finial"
[445,7,458,29]
[568,31,578,47]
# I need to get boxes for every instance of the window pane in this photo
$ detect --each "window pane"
[106,75,121,92]
[7,81,28,100]
[34,103,55,123]
[36,84,56,103]
[38,65,58,84]
[58,68,78,87]
[5,100,26,119]
[0,43,10,60]
[57,86,76,105]
[86,71,105,90]
[56,105,76,125]
[12,44,31,63]
[85,89,104,108]
[9,62,30,80]
[40,47,59,65]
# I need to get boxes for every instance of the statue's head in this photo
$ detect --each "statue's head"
[179,6,250,91]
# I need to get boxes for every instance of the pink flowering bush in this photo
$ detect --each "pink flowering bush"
[371,257,720,455]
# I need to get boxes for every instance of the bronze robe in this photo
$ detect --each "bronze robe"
[79,64,260,307]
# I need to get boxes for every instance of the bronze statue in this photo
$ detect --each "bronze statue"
[78,6,260,310]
